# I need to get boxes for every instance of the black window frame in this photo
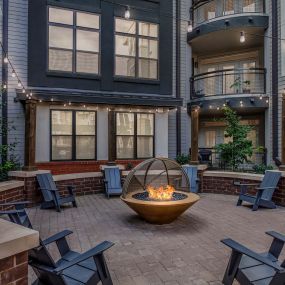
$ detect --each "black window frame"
[47,6,101,75]
[50,109,97,161]
[115,112,155,160]
[114,18,159,80]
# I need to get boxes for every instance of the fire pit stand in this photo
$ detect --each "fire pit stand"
[121,158,200,224]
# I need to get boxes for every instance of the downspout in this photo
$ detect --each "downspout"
[1,0,8,163]
[176,0,181,155]
[271,0,278,163]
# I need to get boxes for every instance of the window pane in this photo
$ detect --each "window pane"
[52,136,72,160]
[76,112,96,135]
[115,56,135,77]
[77,30,99,52]
[49,26,73,49]
[115,18,136,34]
[137,137,153,158]
[76,52,99,74]
[139,39,158,59]
[115,35,136,56]
[49,7,73,25]
[137,114,154,135]
[139,22,158,37]
[116,136,134,159]
[49,49,73,72]
[138,59,158,79]
[77,12,99,29]
[52,111,72,135]
[116,113,134,135]
[76,136,95,159]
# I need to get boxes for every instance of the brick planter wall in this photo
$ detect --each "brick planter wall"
[0,181,25,210]
[36,160,143,175]
[200,171,285,206]
[0,252,28,285]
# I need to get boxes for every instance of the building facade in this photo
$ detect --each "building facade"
[1,0,285,174]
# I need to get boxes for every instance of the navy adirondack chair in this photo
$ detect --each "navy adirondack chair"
[182,165,199,193]
[235,170,281,211]
[0,203,114,285]
[221,231,285,285]
[37,173,77,212]
[103,167,122,198]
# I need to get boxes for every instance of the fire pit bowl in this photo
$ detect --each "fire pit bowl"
[121,158,200,224]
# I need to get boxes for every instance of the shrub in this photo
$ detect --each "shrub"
[252,164,274,174]
[176,153,190,165]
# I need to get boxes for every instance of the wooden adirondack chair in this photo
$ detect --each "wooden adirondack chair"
[37,173,77,212]
[182,165,199,193]
[103,167,123,198]
[221,231,285,285]
[235,170,281,211]
[0,203,114,285]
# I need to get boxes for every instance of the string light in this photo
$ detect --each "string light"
[68,101,71,106]
[22,88,25,93]
[17,81,22,87]
[266,99,269,104]
[124,6,130,19]
[3,56,8,63]
[240,31,245,43]
[51,97,54,102]
[3,83,7,89]
[39,99,42,103]
[187,20,193,33]
[11,70,16,78]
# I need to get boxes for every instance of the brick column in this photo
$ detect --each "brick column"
[190,106,200,165]
[23,100,37,171]
[280,95,285,170]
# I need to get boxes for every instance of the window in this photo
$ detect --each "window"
[51,110,96,160]
[115,18,159,80]
[116,112,154,159]
[48,7,100,74]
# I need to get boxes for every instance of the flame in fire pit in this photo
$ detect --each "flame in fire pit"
[147,185,175,201]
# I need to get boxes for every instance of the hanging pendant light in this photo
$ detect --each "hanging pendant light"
[187,20,193,33]
[240,31,245,43]
[124,6,130,19]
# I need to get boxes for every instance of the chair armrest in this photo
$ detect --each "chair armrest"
[40,187,57,192]
[54,241,114,273]
[266,231,285,243]
[221,238,283,271]
[234,182,259,187]
[256,187,277,190]
[0,209,25,216]
[42,230,73,246]
[0,201,31,207]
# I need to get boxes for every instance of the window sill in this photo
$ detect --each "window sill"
[113,76,160,85]
[47,71,101,80]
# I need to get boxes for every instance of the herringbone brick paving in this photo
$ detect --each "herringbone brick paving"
[27,194,285,285]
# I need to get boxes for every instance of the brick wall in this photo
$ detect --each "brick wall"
[201,173,285,206]
[36,160,143,175]
[0,186,25,210]
[0,251,28,285]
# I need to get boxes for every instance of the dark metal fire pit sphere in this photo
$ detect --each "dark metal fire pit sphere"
[121,158,200,224]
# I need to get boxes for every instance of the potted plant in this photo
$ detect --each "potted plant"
[242,80,251,93]
[230,77,241,93]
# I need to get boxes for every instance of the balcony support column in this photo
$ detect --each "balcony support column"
[23,99,37,171]
[190,106,199,165]
[280,96,285,170]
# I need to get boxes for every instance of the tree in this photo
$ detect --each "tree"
[215,107,253,171]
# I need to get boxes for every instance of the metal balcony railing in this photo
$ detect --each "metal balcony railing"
[191,0,265,28]
[190,68,266,99]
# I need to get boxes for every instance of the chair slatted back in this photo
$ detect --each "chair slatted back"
[260,171,281,201]
[37,173,58,202]
[104,167,121,190]
[182,165,198,193]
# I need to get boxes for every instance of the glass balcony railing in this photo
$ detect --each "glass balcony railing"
[191,0,265,28]
[190,68,266,99]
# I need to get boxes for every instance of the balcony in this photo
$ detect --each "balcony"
[190,68,266,100]
[192,0,265,28]
[188,0,268,44]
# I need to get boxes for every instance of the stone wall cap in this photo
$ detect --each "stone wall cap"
[0,180,24,193]
[53,172,103,181]
[100,164,125,170]
[203,171,263,181]
[0,219,39,259]
[8,170,51,178]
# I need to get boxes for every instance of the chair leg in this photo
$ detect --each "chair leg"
[222,250,242,285]
[252,204,259,211]
[236,199,242,206]
[72,200,77,208]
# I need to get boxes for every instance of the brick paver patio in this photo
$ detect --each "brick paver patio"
[28,194,285,285]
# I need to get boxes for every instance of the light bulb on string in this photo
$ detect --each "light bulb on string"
[22,88,26,94]
[11,70,16,78]
[125,6,130,19]
[187,21,193,33]
[3,83,7,89]
[3,57,8,64]
[68,102,71,106]
[259,95,263,100]
[240,31,245,43]
[51,97,54,102]
[17,81,22,88]
[39,99,42,103]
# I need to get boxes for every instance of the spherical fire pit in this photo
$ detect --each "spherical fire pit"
[121,158,200,224]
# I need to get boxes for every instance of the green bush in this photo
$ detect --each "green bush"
[176,153,190,165]
[252,164,274,174]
